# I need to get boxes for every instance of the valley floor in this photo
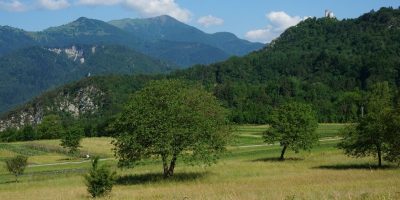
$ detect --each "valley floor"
[0,124,399,200]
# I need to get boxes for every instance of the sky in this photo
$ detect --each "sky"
[0,0,399,43]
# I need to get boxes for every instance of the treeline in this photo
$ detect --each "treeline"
[0,115,101,142]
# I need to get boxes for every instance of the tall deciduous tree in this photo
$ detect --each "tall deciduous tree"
[338,112,389,167]
[263,102,318,160]
[36,115,64,139]
[112,79,230,178]
[60,125,83,155]
[386,108,400,165]
[338,82,397,167]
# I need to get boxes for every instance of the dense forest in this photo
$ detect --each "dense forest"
[173,7,400,123]
[1,7,400,140]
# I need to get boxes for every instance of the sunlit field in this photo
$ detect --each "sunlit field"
[0,124,399,200]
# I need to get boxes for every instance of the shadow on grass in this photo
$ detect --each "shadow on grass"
[251,157,304,162]
[313,163,398,170]
[116,172,208,185]
[0,180,17,185]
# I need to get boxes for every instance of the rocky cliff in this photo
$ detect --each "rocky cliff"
[0,85,105,131]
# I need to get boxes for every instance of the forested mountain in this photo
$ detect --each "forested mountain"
[0,15,259,114]
[1,7,400,134]
[0,26,37,56]
[35,17,140,48]
[0,16,262,66]
[0,45,175,114]
[174,7,400,123]
[109,15,264,56]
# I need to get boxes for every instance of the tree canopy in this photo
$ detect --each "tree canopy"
[36,115,64,139]
[60,125,84,155]
[263,102,319,160]
[338,82,400,167]
[112,79,230,177]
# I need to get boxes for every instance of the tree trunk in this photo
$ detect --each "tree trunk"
[162,154,169,178]
[167,155,177,177]
[280,145,287,161]
[162,154,177,178]
[377,145,382,167]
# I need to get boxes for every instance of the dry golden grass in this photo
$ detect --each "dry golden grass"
[0,125,399,199]
[0,141,399,200]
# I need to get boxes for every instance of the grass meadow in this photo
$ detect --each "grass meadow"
[0,124,399,200]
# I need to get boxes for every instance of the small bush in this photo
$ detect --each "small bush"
[84,157,116,198]
[5,155,28,182]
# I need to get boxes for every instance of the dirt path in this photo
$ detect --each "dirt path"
[28,137,342,167]
[28,158,112,168]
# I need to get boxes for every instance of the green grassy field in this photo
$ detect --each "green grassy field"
[0,124,399,200]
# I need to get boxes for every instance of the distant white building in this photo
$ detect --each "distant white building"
[325,9,335,18]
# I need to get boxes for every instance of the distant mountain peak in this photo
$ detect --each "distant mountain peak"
[75,16,91,22]
[151,15,179,22]
[212,32,239,40]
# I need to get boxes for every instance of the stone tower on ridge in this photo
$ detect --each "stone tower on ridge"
[325,9,335,18]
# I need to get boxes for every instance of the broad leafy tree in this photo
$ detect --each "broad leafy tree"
[386,109,400,165]
[5,155,28,182]
[338,82,398,167]
[112,79,230,177]
[36,115,64,139]
[60,125,83,155]
[338,113,389,167]
[263,102,318,160]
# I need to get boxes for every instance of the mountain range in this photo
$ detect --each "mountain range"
[1,7,399,134]
[0,15,263,66]
[0,15,263,114]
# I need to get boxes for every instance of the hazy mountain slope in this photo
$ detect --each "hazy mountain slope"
[34,17,142,48]
[109,15,264,56]
[0,16,259,66]
[0,45,175,114]
[0,26,37,56]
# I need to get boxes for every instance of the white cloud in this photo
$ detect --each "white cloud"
[75,0,191,22]
[267,11,303,31]
[38,0,70,10]
[124,0,191,22]
[197,15,224,27]
[76,0,122,6]
[245,26,276,44]
[245,11,308,43]
[0,0,27,12]
[1,0,192,22]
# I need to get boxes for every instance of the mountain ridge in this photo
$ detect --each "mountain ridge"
[109,15,264,56]
[0,15,263,66]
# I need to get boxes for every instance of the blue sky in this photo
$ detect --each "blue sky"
[0,0,399,43]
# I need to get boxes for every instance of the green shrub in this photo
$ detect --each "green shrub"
[5,155,28,182]
[84,157,116,198]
